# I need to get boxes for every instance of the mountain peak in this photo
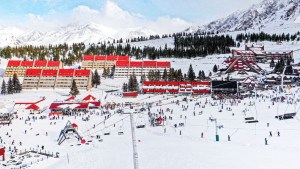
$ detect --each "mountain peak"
[188,0,300,34]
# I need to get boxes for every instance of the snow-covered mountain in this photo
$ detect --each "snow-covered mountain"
[186,0,300,34]
[0,22,158,46]
[115,27,156,40]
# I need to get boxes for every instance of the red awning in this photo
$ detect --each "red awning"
[26,104,39,110]
[72,123,78,128]
[66,96,75,101]
[82,94,96,101]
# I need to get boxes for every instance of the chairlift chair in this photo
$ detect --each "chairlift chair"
[136,115,146,128]
[118,125,124,135]
[103,128,111,135]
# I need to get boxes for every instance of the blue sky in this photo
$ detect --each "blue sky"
[0,0,263,33]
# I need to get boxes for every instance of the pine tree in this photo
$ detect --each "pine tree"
[132,74,139,91]
[155,70,161,81]
[270,59,275,68]
[162,69,168,81]
[202,71,206,80]
[168,68,175,81]
[12,73,22,93]
[213,64,218,73]
[7,78,14,94]
[93,69,100,88]
[128,75,134,91]
[1,80,6,95]
[122,83,128,92]
[177,69,183,81]
[140,74,146,83]
[187,64,196,81]
[70,80,80,96]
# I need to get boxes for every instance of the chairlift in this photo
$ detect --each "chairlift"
[136,115,146,128]
[103,128,111,135]
[118,121,124,135]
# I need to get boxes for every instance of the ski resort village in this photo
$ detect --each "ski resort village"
[1,0,300,169]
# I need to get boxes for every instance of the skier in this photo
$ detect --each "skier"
[201,132,204,138]
[277,131,280,137]
[228,135,231,141]
[269,131,272,137]
[265,138,268,145]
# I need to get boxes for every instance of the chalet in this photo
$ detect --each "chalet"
[232,45,293,62]
[22,69,92,90]
[224,56,263,75]
[114,60,171,78]
[142,81,210,95]
[13,97,46,114]
[4,60,62,77]
[49,95,100,114]
[82,55,129,70]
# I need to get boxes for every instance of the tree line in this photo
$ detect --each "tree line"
[236,32,300,43]
[0,34,236,66]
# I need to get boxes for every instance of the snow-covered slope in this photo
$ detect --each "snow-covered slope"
[186,0,300,34]
[0,23,158,46]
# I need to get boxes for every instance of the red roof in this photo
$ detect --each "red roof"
[74,69,90,77]
[157,61,170,68]
[47,61,60,67]
[42,69,58,76]
[117,56,129,61]
[143,61,157,67]
[58,69,74,76]
[82,94,96,101]
[83,55,95,61]
[107,56,118,60]
[130,61,143,67]
[66,96,75,101]
[191,81,210,86]
[21,61,34,67]
[95,56,106,60]
[25,69,42,76]
[34,60,47,67]
[49,102,89,110]
[143,81,156,86]
[26,104,39,110]
[155,81,168,86]
[123,91,138,97]
[7,60,21,67]
[116,61,129,67]
[167,82,180,86]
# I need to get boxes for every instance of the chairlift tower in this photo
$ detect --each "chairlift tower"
[123,110,139,169]
[209,117,223,142]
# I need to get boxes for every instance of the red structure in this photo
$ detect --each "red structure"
[0,147,5,161]
[5,60,62,77]
[14,97,46,114]
[123,91,139,97]
[224,57,263,74]
[142,81,210,94]
[83,55,129,61]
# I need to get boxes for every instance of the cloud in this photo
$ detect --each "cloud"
[147,16,192,34]
[21,0,191,35]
